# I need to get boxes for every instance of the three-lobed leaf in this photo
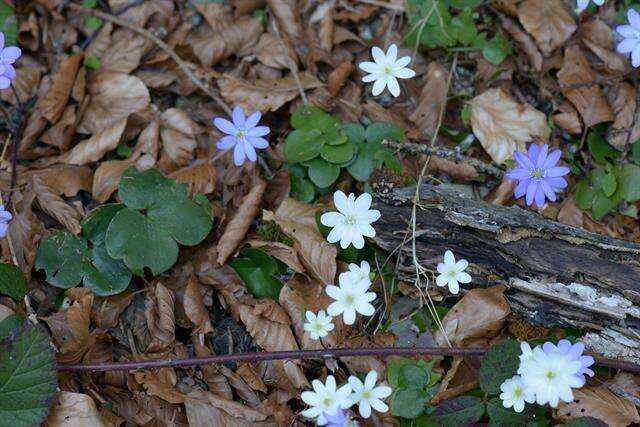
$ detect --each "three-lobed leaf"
[431,396,485,426]
[479,339,521,394]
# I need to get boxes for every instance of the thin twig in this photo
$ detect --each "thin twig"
[271,20,307,105]
[66,2,232,117]
[56,346,640,373]
[355,0,405,11]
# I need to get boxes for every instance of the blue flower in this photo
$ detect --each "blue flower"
[0,32,21,89]
[213,106,270,166]
[0,204,12,237]
[323,409,355,427]
[506,144,570,209]
[542,339,595,386]
[616,9,640,68]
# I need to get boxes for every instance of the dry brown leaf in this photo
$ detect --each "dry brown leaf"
[133,370,186,404]
[236,364,268,393]
[558,46,614,128]
[582,19,628,74]
[499,15,542,72]
[266,0,302,60]
[159,108,201,166]
[431,357,481,405]
[327,61,354,96]
[60,117,127,165]
[469,88,550,164]
[21,164,93,197]
[6,191,45,277]
[92,292,135,329]
[558,199,584,229]
[246,240,305,274]
[218,364,262,407]
[428,156,480,182]
[185,390,272,427]
[169,161,217,196]
[77,72,150,134]
[42,289,94,364]
[517,0,576,56]
[606,82,640,151]
[269,197,318,229]
[37,54,83,123]
[184,276,214,335]
[217,180,267,265]
[144,282,175,352]
[253,33,290,69]
[557,386,640,427]
[434,286,511,346]
[552,102,583,135]
[32,174,82,235]
[40,104,79,150]
[0,67,40,105]
[92,159,135,203]
[46,392,106,427]
[218,73,324,113]
[99,34,146,74]
[189,17,262,68]
[409,62,448,136]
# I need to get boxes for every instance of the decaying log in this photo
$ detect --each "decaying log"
[373,184,640,362]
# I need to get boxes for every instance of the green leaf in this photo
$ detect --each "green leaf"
[564,417,609,427]
[450,10,477,45]
[482,33,511,65]
[588,131,618,163]
[479,339,521,394]
[344,122,365,144]
[35,230,88,289]
[591,191,618,220]
[83,245,132,296]
[399,364,430,389]
[105,168,212,275]
[388,358,437,388]
[365,122,405,144]
[82,204,125,245]
[320,141,355,164]
[0,263,28,300]
[84,54,101,70]
[0,1,18,46]
[0,314,22,340]
[614,164,640,202]
[291,105,336,131]
[631,140,640,165]
[290,174,315,202]
[228,249,283,300]
[322,122,349,146]
[85,15,103,31]
[486,398,535,427]
[307,158,340,188]
[284,129,323,163]
[391,387,429,419]
[446,0,482,7]
[431,396,485,426]
[601,171,617,197]
[0,322,58,427]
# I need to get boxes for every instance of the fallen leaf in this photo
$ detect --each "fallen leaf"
[552,102,583,135]
[46,392,105,427]
[582,19,628,74]
[606,82,640,151]
[434,286,511,346]
[189,17,262,68]
[327,61,354,96]
[236,363,268,393]
[59,117,127,165]
[218,364,262,407]
[470,88,550,164]
[0,67,40,106]
[77,72,150,134]
[184,276,214,335]
[499,15,542,72]
[558,199,584,229]
[409,62,448,137]
[558,46,614,128]
[218,73,324,113]
[32,174,82,235]
[217,180,267,265]
[431,357,481,405]
[517,0,576,56]
[40,104,79,150]
[133,370,185,404]
[266,0,302,61]
[184,390,271,426]
[246,240,305,274]
[254,33,290,69]
[169,160,217,196]
[557,386,640,427]
[160,108,201,167]
[92,292,135,329]
[6,191,45,277]
[37,53,83,123]
[21,164,93,197]
[144,282,175,352]
[92,159,136,203]
[99,34,146,74]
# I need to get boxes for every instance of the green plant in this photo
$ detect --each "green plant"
[405,0,511,65]
[0,263,28,300]
[229,248,286,300]
[388,358,441,419]
[36,167,213,295]
[284,106,403,201]
[0,1,18,46]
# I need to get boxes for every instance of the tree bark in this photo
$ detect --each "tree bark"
[373,184,640,362]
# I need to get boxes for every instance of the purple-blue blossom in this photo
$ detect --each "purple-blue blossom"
[213,106,270,166]
[506,143,570,209]
[323,409,354,427]
[616,9,640,68]
[0,32,21,89]
[0,204,12,237]
[542,339,595,386]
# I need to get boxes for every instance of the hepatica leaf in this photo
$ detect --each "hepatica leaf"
[0,263,28,300]
[0,320,57,427]
[105,167,213,275]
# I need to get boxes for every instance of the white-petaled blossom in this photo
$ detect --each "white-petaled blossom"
[616,9,640,68]
[301,375,352,425]
[359,44,415,97]
[320,191,380,250]
[326,271,376,325]
[499,375,535,413]
[576,0,604,11]
[518,345,583,407]
[303,310,334,340]
[435,250,471,294]
[347,371,392,418]
[343,260,371,286]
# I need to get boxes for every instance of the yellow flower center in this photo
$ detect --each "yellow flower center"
[344,214,358,226]
[532,168,543,179]
[546,370,556,380]
[383,65,393,75]
[345,294,355,305]
[513,387,523,397]
[236,130,246,141]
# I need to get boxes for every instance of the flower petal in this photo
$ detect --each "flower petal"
[387,76,401,97]
[244,140,257,162]
[386,44,398,62]
[534,184,546,208]
[213,118,236,134]
[232,106,245,127]
[359,61,381,74]
[247,125,270,137]
[543,149,562,169]
[540,180,556,202]
[216,135,237,150]
[394,55,411,68]
[333,191,349,213]
[617,37,638,54]
[0,47,21,64]
[244,110,261,129]
[535,144,549,168]
[525,180,537,206]
[248,136,269,149]
[514,179,529,198]
[393,67,415,79]
[371,46,386,64]
[629,8,640,28]
[354,192,372,210]
[372,77,387,96]
[514,150,534,170]
[233,141,246,166]
[506,167,532,181]
[321,212,344,227]
[546,166,570,178]
[444,250,455,265]
[617,25,639,39]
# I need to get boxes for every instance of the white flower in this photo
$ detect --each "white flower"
[326,272,376,325]
[616,9,640,68]
[320,191,380,250]
[359,44,415,97]
[576,0,604,12]
[518,346,583,407]
[499,375,535,413]
[343,261,371,286]
[519,341,534,364]
[435,250,471,294]
[303,310,334,340]
[347,371,392,418]
[301,375,352,425]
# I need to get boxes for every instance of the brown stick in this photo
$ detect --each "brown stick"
[56,346,640,373]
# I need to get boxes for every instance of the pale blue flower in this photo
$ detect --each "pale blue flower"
[0,32,21,89]
[213,106,270,166]
[616,9,640,68]
[542,339,595,386]
[0,204,12,237]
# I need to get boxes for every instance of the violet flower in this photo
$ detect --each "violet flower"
[506,143,570,209]
[213,106,270,166]
[0,204,12,238]
[323,409,356,427]
[0,32,21,89]
[542,339,595,386]
[616,9,640,68]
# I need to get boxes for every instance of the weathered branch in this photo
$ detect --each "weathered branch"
[373,184,640,362]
